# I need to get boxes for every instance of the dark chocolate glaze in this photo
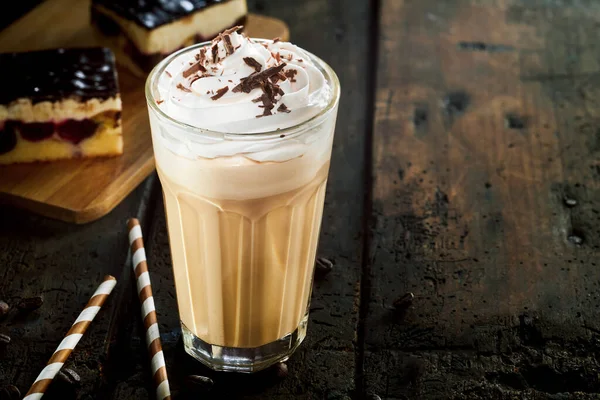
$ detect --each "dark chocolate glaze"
[92,0,235,30]
[0,48,119,105]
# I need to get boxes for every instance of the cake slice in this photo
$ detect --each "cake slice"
[0,48,122,165]
[90,0,248,76]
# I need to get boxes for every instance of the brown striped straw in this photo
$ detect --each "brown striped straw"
[127,218,171,400]
[23,275,117,400]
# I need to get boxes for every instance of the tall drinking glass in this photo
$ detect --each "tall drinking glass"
[145,40,340,372]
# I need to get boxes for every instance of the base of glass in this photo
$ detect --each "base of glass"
[181,313,308,373]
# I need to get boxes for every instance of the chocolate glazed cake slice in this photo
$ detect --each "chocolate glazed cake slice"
[91,0,248,76]
[0,48,122,164]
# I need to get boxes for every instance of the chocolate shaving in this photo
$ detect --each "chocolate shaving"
[223,25,244,35]
[277,103,291,113]
[211,44,218,63]
[273,37,281,43]
[232,63,287,94]
[256,89,277,118]
[183,62,206,78]
[284,69,298,82]
[211,86,229,100]
[189,75,201,85]
[156,99,164,104]
[257,105,274,118]
[223,34,235,55]
[243,57,262,72]
[165,71,172,78]
[176,83,191,92]
[269,72,287,83]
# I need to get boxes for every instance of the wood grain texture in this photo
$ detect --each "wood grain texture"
[0,0,288,224]
[0,174,159,399]
[107,0,373,398]
[364,0,600,399]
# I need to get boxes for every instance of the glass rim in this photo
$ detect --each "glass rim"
[145,39,341,138]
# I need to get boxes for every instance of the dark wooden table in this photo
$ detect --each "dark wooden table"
[2,0,600,399]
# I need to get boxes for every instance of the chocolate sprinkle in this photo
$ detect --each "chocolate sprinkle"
[222,25,244,35]
[243,57,262,72]
[156,99,164,104]
[183,62,206,78]
[232,63,287,94]
[284,69,298,82]
[165,71,172,78]
[277,103,291,113]
[273,37,281,43]
[255,92,275,118]
[211,86,229,100]
[176,83,191,92]
[223,34,235,55]
[270,72,287,83]
[211,44,218,63]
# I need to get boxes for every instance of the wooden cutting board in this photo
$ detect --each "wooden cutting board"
[0,0,289,224]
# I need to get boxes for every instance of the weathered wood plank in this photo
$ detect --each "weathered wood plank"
[0,175,157,398]
[365,0,600,399]
[108,0,372,398]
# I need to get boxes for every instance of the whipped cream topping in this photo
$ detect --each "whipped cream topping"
[156,28,331,134]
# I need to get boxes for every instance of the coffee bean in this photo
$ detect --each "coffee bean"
[57,368,81,386]
[0,334,11,345]
[568,235,584,246]
[184,375,213,392]
[0,384,20,400]
[274,362,288,379]
[564,197,577,207]
[393,292,414,310]
[315,257,334,276]
[17,296,43,312]
[0,301,9,318]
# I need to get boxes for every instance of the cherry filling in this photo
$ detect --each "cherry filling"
[0,121,17,155]
[0,118,100,155]
[56,119,99,144]
[19,122,55,142]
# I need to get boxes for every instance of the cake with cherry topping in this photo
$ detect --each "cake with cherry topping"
[91,0,248,76]
[0,48,122,164]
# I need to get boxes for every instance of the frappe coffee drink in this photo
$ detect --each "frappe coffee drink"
[146,27,340,372]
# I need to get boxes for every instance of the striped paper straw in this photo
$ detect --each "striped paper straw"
[127,218,171,400]
[24,275,117,400]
